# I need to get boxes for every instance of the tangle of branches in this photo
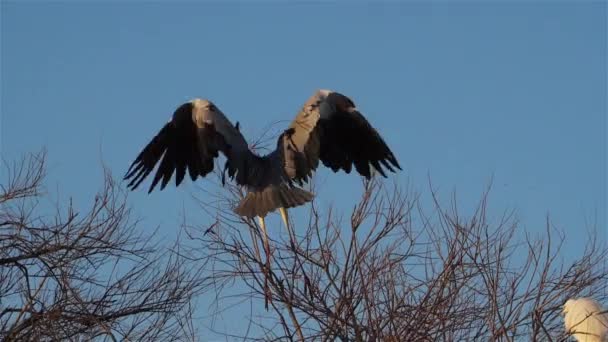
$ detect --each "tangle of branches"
[0,151,205,341]
[187,171,607,341]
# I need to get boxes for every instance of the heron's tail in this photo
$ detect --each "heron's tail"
[234,185,314,218]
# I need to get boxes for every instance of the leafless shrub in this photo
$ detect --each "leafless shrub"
[0,151,204,341]
[187,171,607,341]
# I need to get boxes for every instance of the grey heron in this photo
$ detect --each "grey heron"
[124,90,401,290]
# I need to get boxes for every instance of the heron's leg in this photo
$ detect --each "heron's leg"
[257,215,272,310]
[279,207,296,248]
[279,207,289,228]
[249,226,262,265]
[277,207,305,341]
[257,216,271,260]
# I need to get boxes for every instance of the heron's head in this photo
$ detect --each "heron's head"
[191,98,219,113]
[562,298,577,316]
[189,98,221,123]
[302,89,332,117]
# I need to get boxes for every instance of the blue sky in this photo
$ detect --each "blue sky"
[2,1,606,339]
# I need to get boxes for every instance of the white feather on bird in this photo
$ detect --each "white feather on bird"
[563,297,608,342]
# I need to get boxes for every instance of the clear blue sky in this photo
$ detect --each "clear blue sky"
[2,1,606,339]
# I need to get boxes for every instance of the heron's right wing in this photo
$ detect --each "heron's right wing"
[124,100,247,193]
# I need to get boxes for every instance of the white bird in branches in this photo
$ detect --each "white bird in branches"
[563,297,608,342]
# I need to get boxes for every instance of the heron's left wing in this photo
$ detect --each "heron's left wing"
[282,89,401,185]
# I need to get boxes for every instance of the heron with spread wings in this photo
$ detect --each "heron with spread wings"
[124,89,401,308]
[125,89,400,223]
[124,89,400,279]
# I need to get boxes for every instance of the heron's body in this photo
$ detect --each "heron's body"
[563,298,608,342]
[124,90,401,219]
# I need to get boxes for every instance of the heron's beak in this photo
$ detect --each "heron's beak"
[317,89,331,99]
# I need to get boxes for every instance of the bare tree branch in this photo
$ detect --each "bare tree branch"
[0,151,205,341]
[187,168,607,341]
